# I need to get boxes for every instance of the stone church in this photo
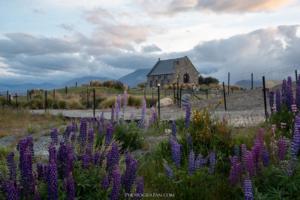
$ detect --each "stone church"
[147,56,199,87]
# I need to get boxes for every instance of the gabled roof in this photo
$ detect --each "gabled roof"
[147,56,188,76]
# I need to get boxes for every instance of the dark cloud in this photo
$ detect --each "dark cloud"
[141,44,162,53]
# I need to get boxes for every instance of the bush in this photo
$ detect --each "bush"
[26,99,43,109]
[114,122,144,151]
[58,100,67,109]
[67,100,84,109]
[198,76,219,85]
[102,80,124,90]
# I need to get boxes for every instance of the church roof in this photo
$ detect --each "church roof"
[147,56,188,76]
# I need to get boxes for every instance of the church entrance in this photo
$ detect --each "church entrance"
[183,73,190,83]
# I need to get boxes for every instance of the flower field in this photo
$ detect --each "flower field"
[1,76,300,200]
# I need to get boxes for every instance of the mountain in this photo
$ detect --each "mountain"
[119,69,150,87]
[63,76,111,87]
[235,80,262,89]
[0,82,57,94]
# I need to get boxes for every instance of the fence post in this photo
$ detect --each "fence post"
[93,88,96,118]
[27,90,29,101]
[227,72,230,95]
[222,82,227,111]
[151,87,154,107]
[76,82,78,88]
[65,86,68,95]
[157,83,161,120]
[15,93,18,108]
[295,70,298,82]
[251,73,254,90]
[262,76,268,120]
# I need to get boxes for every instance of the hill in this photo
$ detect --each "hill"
[119,69,150,87]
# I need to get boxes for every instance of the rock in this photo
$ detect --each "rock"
[158,98,173,107]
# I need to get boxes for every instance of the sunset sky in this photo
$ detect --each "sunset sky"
[0,0,300,83]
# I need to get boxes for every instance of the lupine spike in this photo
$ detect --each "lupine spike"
[135,177,144,200]
[110,166,121,200]
[169,137,181,168]
[243,178,254,200]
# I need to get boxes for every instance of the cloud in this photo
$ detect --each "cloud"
[0,25,299,84]
[186,25,300,82]
[141,44,162,53]
[139,0,293,15]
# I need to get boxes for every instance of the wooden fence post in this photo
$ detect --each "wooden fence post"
[15,94,18,108]
[6,90,9,104]
[295,70,298,82]
[262,76,268,120]
[65,86,68,95]
[53,89,56,100]
[222,82,227,111]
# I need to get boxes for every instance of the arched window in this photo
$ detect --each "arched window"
[183,73,190,83]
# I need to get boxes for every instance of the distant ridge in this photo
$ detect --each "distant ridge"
[119,69,150,87]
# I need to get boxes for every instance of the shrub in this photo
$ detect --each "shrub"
[114,122,144,151]
[198,75,219,85]
[67,100,84,109]
[58,100,67,109]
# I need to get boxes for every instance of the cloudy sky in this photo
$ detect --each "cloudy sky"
[0,0,300,84]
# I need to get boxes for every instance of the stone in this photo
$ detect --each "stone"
[158,97,173,107]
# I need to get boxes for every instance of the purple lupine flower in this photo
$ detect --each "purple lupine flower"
[50,128,59,145]
[6,152,16,181]
[47,162,58,200]
[188,150,195,175]
[101,175,110,190]
[296,83,300,109]
[123,153,138,193]
[27,136,34,157]
[275,89,281,112]
[291,115,300,159]
[106,143,120,171]
[79,119,87,149]
[134,177,144,200]
[184,103,191,128]
[244,151,255,177]
[171,120,177,137]
[57,142,67,177]
[163,163,174,178]
[229,156,242,185]
[195,154,207,169]
[4,180,19,200]
[169,137,181,168]
[208,151,216,174]
[65,145,74,176]
[251,133,264,170]
[49,144,57,163]
[18,138,34,196]
[262,148,270,167]
[105,122,113,145]
[110,166,121,200]
[243,178,254,200]
[139,98,147,128]
[286,77,293,111]
[87,128,94,150]
[65,174,75,200]
[94,151,101,166]
[81,153,90,169]
[278,137,287,161]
